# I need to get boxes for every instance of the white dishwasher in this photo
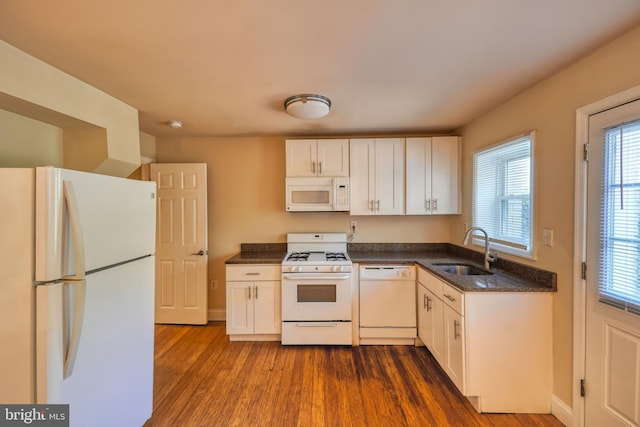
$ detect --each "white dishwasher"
[359,265,417,345]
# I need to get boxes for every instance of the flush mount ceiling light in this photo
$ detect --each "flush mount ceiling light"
[167,120,183,129]
[284,94,331,119]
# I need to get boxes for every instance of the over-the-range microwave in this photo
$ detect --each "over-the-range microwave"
[285,177,350,212]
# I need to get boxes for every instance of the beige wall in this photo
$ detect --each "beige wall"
[159,23,640,412]
[0,109,63,167]
[0,40,141,177]
[139,132,156,160]
[156,136,453,313]
[453,25,640,407]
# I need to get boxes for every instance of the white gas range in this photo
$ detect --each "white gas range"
[281,233,353,345]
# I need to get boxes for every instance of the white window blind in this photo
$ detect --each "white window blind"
[600,120,640,315]
[472,133,533,257]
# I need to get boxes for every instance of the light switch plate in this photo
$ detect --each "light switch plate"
[542,228,554,247]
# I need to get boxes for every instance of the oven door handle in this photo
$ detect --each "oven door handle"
[282,274,351,280]
[292,322,339,327]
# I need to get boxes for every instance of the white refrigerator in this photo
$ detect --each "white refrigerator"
[0,167,156,426]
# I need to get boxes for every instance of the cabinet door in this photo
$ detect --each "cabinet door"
[349,139,376,215]
[374,138,405,215]
[428,289,445,365]
[444,305,465,392]
[431,136,460,214]
[418,283,431,345]
[418,283,445,365]
[317,139,349,176]
[286,139,318,177]
[253,281,281,334]
[405,137,431,215]
[226,281,254,335]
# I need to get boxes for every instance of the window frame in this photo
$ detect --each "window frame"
[471,131,535,259]
[599,120,640,312]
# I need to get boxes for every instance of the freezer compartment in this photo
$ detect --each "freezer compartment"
[35,167,157,282]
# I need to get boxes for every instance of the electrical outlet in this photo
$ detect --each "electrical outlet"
[210,280,217,290]
[463,222,469,233]
[542,228,554,247]
[350,221,357,233]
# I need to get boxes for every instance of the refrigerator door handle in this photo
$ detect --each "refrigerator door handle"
[62,181,86,280]
[63,279,86,379]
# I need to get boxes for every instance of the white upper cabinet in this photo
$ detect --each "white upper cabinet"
[350,138,405,215]
[406,136,461,215]
[285,139,349,177]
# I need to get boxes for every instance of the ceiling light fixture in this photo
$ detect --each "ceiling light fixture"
[167,120,183,129]
[284,94,331,119]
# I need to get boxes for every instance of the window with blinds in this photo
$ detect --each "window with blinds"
[600,120,640,314]
[472,132,534,258]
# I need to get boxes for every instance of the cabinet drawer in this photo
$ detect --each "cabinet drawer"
[418,267,443,299]
[442,282,464,315]
[227,265,281,281]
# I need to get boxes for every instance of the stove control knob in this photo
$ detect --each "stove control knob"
[333,266,343,272]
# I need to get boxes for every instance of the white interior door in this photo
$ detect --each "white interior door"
[585,100,640,426]
[150,163,208,325]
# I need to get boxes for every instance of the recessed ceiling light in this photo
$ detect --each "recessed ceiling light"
[284,94,331,119]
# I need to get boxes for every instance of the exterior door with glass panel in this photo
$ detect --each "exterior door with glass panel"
[585,100,640,426]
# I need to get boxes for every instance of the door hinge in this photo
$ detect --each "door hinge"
[580,379,586,397]
[583,143,589,161]
[581,262,587,280]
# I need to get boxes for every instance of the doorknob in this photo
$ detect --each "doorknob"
[190,250,207,256]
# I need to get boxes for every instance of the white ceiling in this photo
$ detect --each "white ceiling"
[1,1,640,138]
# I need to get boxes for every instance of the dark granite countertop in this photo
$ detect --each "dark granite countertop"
[226,242,557,293]
[225,251,286,264]
[225,243,286,264]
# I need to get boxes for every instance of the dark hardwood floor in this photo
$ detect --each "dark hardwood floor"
[144,322,564,427]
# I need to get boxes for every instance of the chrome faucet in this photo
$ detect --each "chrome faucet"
[462,227,497,269]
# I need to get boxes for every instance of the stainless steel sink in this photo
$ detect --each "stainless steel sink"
[432,263,494,276]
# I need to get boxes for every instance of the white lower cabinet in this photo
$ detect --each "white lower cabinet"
[417,280,445,364]
[226,264,281,341]
[417,266,552,413]
[443,303,465,391]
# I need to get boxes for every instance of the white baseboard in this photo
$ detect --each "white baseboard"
[551,395,573,426]
[208,309,225,322]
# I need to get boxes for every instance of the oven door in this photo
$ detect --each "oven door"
[281,273,352,321]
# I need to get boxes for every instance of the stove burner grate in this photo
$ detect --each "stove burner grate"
[286,251,310,261]
[325,252,348,261]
